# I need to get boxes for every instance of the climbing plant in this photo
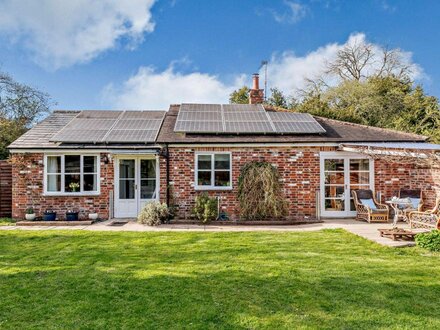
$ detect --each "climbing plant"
[237,161,288,220]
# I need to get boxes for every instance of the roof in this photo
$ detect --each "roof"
[156,104,427,144]
[9,105,428,149]
[340,142,440,150]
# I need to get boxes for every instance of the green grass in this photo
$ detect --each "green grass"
[0,230,439,329]
[0,218,15,226]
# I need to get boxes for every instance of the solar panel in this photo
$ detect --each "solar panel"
[180,104,221,112]
[105,130,157,143]
[77,110,122,119]
[272,121,325,133]
[51,129,109,142]
[224,112,268,122]
[113,119,162,130]
[51,110,165,143]
[225,121,273,133]
[268,112,316,122]
[179,111,222,121]
[223,104,265,112]
[175,120,223,132]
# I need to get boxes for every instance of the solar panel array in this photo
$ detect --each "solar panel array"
[51,110,165,143]
[174,103,326,135]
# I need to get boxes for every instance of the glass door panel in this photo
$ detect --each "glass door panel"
[323,159,345,212]
[349,159,371,211]
[140,159,156,200]
[119,159,136,200]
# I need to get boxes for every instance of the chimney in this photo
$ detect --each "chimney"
[249,73,264,104]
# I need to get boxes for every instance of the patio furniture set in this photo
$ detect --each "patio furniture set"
[352,189,440,231]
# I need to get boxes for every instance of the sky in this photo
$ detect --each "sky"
[0,0,438,110]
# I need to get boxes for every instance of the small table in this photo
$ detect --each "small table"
[385,200,413,228]
[378,228,417,241]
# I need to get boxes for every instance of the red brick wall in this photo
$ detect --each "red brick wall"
[11,153,113,220]
[162,146,337,221]
[11,150,440,221]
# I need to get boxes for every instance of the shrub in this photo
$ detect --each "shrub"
[137,202,169,226]
[415,230,440,252]
[237,161,288,220]
[25,207,34,214]
[193,193,218,224]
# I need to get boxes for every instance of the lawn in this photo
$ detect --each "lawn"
[0,230,439,329]
[0,218,15,226]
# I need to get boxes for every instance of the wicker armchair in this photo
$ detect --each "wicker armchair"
[352,189,389,223]
[399,189,424,221]
[409,198,440,230]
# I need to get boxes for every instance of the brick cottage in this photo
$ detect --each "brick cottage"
[8,74,440,221]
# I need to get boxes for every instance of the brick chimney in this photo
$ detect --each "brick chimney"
[249,73,264,104]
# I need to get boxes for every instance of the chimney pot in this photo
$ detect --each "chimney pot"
[249,73,264,104]
[252,73,260,90]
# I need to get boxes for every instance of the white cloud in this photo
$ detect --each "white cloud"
[0,0,156,69]
[264,33,423,96]
[272,1,308,24]
[105,33,424,109]
[103,64,245,109]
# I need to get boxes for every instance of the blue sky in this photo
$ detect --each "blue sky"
[0,0,438,110]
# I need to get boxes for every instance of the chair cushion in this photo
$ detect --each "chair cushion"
[409,198,421,209]
[360,198,377,210]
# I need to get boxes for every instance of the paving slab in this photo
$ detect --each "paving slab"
[0,219,423,247]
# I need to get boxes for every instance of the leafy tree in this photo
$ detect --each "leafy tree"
[0,71,52,158]
[229,86,249,104]
[267,87,288,108]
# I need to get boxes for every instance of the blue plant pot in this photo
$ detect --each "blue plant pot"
[43,212,56,221]
[66,212,79,221]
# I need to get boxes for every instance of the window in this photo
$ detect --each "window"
[45,155,99,194]
[195,153,231,190]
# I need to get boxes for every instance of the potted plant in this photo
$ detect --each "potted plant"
[69,182,80,192]
[88,212,99,220]
[66,209,79,221]
[43,209,57,221]
[25,207,36,221]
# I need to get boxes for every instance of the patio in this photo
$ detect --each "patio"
[0,218,417,248]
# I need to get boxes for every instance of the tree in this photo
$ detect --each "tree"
[0,71,52,158]
[267,88,288,108]
[325,40,413,82]
[229,86,249,104]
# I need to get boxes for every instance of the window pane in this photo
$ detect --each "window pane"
[325,172,344,185]
[350,172,370,185]
[197,171,211,186]
[119,180,135,199]
[324,159,344,171]
[83,156,97,173]
[214,154,230,170]
[47,174,61,192]
[197,155,212,170]
[65,174,81,192]
[141,179,156,199]
[119,160,135,179]
[83,174,97,191]
[65,155,81,173]
[325,199,345,211]
[215,171,230,187]
[350,159,369,171]
[141,159,156,179]
[47,156,61,173]
[325,186,345,198]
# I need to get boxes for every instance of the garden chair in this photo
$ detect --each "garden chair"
[409,198,440,230]
[352,189,389,223]
[398,189,424,222]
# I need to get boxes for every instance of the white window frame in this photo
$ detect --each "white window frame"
[194,152,232,191]
[43,154,100,196]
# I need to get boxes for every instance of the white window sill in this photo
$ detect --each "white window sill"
[194,186,233,191]
[43,192,100,197]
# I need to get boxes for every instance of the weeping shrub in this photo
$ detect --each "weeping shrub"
[237,161,288,220]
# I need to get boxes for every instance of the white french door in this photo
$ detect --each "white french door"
[114,156,159,218]
[320,152,374,218]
